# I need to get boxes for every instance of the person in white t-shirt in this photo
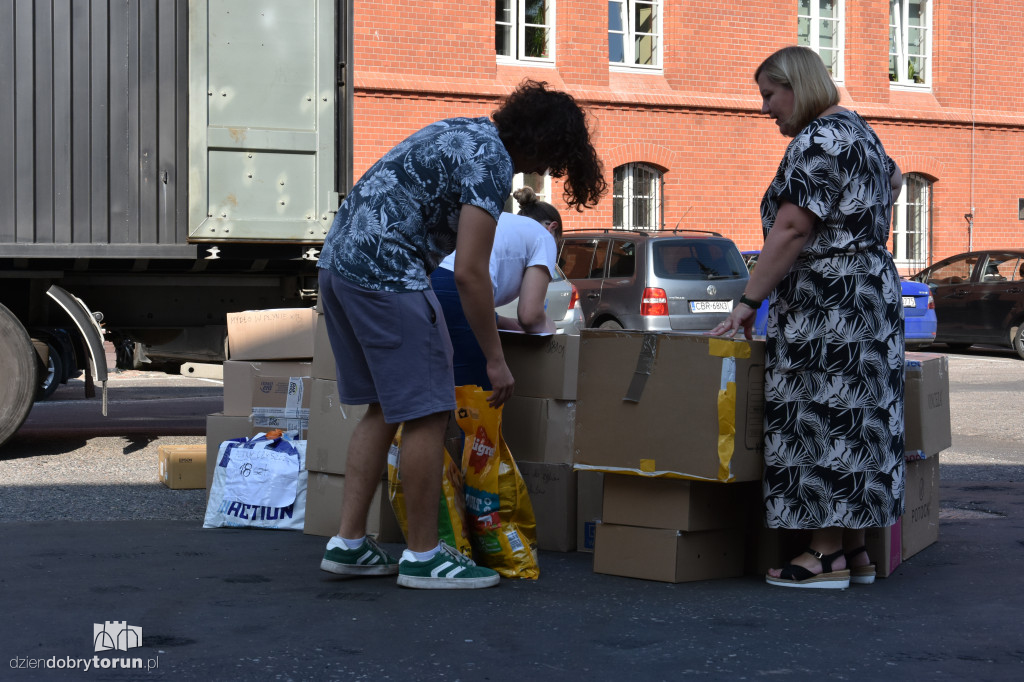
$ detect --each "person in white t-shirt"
[431,187,561,389]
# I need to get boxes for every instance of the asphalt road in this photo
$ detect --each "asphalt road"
[0,344,1022,680]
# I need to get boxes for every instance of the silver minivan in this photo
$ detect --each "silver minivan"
[557,230,749,331]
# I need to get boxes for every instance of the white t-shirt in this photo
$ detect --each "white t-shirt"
[438,213,557,307]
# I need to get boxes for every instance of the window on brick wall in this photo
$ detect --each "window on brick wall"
[892,173,930,268]
[889,0,931,86]
[797,1,844,81]
[608,0,662,70]
[496,1,555,63]
[612,164,662,231]
[504,172,552,213]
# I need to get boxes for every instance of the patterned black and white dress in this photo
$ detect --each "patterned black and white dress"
[760,110,905,530]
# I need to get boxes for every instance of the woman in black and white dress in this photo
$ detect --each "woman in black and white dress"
[712,45,905,589]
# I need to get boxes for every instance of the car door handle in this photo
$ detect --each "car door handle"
[586,293,600,299]
[952,289,969,297]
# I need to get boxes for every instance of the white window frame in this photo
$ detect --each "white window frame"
[608,0,662,71]
[797,1,845,82]
[612,163,662,231]
[892,173,930,269]
[496,1,556,64]
[504,172,552,213]
[890,0,931,88]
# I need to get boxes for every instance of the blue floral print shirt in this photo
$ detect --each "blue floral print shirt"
[318,117,513,292]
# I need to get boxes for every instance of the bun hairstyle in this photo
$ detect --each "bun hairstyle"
[513,186,563,238]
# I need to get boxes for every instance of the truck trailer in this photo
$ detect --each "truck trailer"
[0,0,352,447]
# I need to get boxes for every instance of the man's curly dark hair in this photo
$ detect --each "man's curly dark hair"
[492,80,607,212]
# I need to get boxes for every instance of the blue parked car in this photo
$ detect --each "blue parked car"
[741,251,936,348]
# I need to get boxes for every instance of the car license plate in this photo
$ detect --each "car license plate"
[690,300,733,313]
[902,296,916,308]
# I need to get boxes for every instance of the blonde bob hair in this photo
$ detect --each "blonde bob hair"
[755,46,839,135]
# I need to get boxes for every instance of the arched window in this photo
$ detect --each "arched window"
[892,172,930,268]
[612,163,662,231]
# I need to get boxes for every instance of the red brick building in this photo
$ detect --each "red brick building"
[351,1,1024,273]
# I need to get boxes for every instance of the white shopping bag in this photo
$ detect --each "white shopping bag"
[203,433,307,531]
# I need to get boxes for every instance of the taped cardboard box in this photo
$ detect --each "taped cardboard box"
[902,454,940,560]
[574,330,765,482]
[226,307,317,361]
[158,445,206,490]
[602,474,754,532]
[222,360,312,417]
[518,462,577,552]
[904,353,951,456]
[311,312,336,381]
[303,472,403,542]
[576,470,603,553]
[594,523,745,583]
[501,396,575,464]
[500,332,580,400]
[305,378,367,474]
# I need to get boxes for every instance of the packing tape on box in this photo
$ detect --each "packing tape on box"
[572,463,722,482]
[708,338,752,482]
[623,333,659,403]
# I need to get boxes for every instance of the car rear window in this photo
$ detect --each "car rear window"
[652,240,747,280]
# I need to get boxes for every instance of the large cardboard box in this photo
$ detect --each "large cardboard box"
[158,445,206,490]
[305,379,368,474]
[226,307,317,361]
[303,472,403,542]
[902,455,940,560]
[602,474,752,532]
[222,360,312,417]
[594,523,745,583]
[501,396,575,464]
[518,462,576,552]
[311,313,337,381]
[576,470,603,553]
[500,332,580,400]
[904,352,951,456]
[574,331,765,482]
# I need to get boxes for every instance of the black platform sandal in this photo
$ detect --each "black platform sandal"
[765,547,851,589]
[845,546,877,585]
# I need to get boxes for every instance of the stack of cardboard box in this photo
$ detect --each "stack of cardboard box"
[500,332,582,552]
[573,330,766,582]
[205,308,317,498]
[302,308,403,541]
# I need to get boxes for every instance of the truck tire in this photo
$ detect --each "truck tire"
[35,341,64,401]
[0,303,38,448]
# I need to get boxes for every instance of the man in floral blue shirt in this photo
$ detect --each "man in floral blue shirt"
[317,80,606,589]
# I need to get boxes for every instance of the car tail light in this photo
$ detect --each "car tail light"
[641,287,669,316]
[927,291,935,309]
[568,283,579,311]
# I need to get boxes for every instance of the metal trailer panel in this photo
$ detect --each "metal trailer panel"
[1,0,339,258]
[0,0,192,257]
[188,0,336,243]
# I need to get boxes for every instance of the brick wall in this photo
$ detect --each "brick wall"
[350,0,1024,267]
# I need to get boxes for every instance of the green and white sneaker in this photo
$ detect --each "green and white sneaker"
[320,536,399,576]
[397,542,500,589]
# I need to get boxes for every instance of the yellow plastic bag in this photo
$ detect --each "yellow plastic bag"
[386,425,472,557]
[455,385,539,579]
